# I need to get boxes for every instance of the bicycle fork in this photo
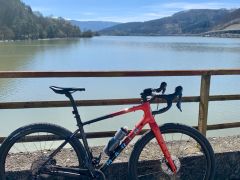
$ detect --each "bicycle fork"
[149,121,177,173]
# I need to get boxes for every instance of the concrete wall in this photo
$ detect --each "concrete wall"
[105,151,240,180]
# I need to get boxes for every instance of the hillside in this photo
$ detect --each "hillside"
[0,0,88,40]
[69,20,120,31]
[100,9,240,36]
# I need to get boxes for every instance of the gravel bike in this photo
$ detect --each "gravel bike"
[0,82,215,179]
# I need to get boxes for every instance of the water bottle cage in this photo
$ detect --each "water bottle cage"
[103,127,128,156]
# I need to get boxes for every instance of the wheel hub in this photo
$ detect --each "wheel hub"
[161,155,181,175]
[31,156,56,177]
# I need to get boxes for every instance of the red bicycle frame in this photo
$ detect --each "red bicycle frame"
[98,102,177,173]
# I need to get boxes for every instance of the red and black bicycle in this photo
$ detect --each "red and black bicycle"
[0,82,215,179]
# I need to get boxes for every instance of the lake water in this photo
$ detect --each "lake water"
[0,36,239,145]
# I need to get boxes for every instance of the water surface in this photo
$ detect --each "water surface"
[0,36,239,145]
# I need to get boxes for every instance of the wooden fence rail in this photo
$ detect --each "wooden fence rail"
[0,69,240,78]
[0,95,240,109]
[0,69,239,142]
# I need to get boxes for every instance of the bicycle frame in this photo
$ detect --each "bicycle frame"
[43,94,177,177]
[81,102,177,173]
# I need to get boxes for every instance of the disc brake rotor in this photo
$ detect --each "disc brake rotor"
[161,155,181,176]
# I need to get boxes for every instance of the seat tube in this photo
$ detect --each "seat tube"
[65,93,92,159]
[149,121,177,173]
[66,93,82,125]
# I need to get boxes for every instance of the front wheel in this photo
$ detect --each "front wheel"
[0,123,87,180]
[128,123,215,180]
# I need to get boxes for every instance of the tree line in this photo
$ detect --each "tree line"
[0,0,93,40]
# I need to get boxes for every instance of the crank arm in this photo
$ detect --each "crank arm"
[43,166,92,178]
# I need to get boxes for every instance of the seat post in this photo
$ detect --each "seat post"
[65,92,82,126]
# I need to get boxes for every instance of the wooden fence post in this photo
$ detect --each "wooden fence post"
[198,74,211,136]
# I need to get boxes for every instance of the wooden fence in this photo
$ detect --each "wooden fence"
[0,69,239,142]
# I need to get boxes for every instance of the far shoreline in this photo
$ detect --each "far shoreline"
[0,36,94,43]
[98,33,240,39]
[1,34,240,43]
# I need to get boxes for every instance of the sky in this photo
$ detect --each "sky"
[22,0,240,23]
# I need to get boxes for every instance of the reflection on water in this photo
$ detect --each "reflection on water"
[0,36,239,144]
[0,39,81,70]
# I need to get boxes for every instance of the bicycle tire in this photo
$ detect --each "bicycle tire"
[0,123,88,180]
[128,123,215,180]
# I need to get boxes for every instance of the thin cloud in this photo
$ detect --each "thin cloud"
[143,11,177,18]
[163,2,240,10]
[75,16,139,23]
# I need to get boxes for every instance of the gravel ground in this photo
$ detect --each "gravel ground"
[3,135,240,172]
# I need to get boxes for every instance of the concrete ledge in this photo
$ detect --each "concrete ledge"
[7,151,240,179]
[105,151,240,180]
[214,151,240,180]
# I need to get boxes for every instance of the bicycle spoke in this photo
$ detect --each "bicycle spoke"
[170,133,174,152]
[132,125,212,180]
[43,132,48,151]
[3,129,82,177]
[12,145,22,154]
[32,142,40,152]
[48,138,56,151]
[175,133,183,156]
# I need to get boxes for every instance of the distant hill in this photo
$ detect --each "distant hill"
[212,9,240,29]
[100,9,240,36]
[69,21,120,31]
[0,0,92,40]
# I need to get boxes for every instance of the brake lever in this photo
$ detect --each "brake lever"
[175,86,183,112]
[176,100,182,112]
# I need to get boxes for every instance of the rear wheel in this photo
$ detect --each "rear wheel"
[128,123,215,180]
[0,123,87,180]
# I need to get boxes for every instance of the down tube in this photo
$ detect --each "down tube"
[100,120,146,171]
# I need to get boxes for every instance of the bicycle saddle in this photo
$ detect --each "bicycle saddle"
[50,86,85,95]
